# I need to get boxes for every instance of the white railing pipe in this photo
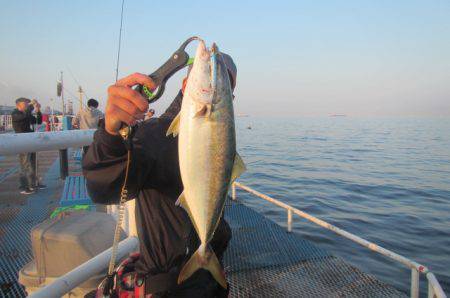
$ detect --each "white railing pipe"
[411,268,419,298]
[287,208,293,233]
[427,273,446,298]
[28,236,138,298]
[0,129,95,155]
[233,182,427,273]
[231,183,236,200]
[233,182,447,298]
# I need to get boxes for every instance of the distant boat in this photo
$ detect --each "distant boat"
[247,126,252,130]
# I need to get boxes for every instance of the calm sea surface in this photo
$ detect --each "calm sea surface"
[235,117,450,295]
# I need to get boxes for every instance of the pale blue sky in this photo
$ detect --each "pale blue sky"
[0,0,449,116]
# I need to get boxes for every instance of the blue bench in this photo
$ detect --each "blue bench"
[59,175,93,207]
[73,149,83,161]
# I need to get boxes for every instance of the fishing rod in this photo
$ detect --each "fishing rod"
[113,2,200,100]
[115,0,125,82]
[104,2,202,295]
[104,2,128,291]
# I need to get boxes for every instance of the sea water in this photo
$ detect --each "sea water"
[235,116,450,294]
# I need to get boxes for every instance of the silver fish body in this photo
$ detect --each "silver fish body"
[167,40,245,288]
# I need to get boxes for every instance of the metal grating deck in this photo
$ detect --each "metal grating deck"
[0,159,61,297]
[223,200,407,297]
[1,152,408,297]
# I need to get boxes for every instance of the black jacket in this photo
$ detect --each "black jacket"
[82,91,231,295]
[11,106,42,133]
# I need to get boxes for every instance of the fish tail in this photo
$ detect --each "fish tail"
[178,244,227,289]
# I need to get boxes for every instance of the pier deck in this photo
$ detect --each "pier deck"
[0,151,64,297]
[0,151,406,297]
[223,199,406,297]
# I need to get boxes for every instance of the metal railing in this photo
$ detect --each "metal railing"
[1,129,444,297]
[0,129,94,156]
[0,115,13,131]
[0,129,95,180]
[21,179,447,297]
[28,237,139,298]
[231,182,447,298]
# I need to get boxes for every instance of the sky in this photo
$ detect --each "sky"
[0,0,449,117]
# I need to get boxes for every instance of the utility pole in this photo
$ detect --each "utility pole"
[78,86,83,112]
[59,71,66,116]
[50,98,55,131]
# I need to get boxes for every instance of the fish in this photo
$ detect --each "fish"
[166,40,246,288]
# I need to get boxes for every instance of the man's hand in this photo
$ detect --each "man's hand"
[31,99,41,112]
[105,73,155,135]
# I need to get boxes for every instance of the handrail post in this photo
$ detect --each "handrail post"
[426,273,446,298]
[287,208,293,232]
[411,268,419,298]
[59,149,69,180]
[428,279,434,298]
[231,183,236,201]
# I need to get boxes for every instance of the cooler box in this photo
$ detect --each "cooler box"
[19,211,127,297]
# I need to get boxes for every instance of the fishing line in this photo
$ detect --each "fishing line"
[62,86,88,109]
[105,0,130,289]
[62,86,77,99]
[66,65,90,101]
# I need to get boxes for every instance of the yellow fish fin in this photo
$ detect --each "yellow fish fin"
[175,191,187,209]
[231,152,246,182]
[166,113,181,137]
[178,244,227,289]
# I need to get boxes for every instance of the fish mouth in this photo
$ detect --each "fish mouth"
[196,40,217,93]
[197,40,210,61]
[188,40,223,104]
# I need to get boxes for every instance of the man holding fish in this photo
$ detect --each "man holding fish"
[83,40,244,297]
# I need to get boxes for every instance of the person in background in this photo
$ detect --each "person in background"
[52,115,59,131]
[11,98,46,194]
[72,98,104,153]
[42,106,52,131]
[144,108,155,120]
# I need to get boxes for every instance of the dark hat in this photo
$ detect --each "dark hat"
[15,97,31,104]
[87,98,99,108]
[220,52,237,89]
[186,52,237,89]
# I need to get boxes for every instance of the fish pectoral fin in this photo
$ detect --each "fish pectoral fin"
[231,152,246,182]
[175,191,187,209]
[166,113,181,137]
[194,103,212,118]
[178,244,227,289]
